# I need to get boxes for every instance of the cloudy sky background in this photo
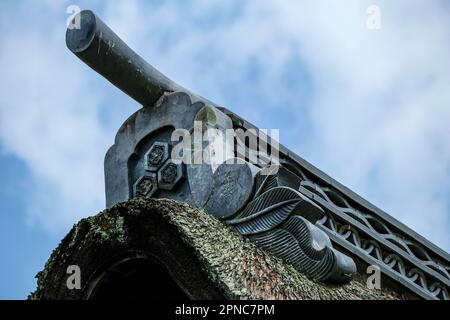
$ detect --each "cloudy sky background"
[0,0,449,298]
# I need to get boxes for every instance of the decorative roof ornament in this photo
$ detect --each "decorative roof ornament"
[66,10,449,299]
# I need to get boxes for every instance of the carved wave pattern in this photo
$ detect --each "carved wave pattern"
[225,174,354,284]
[288,164,450,300]
[249,219,336,282]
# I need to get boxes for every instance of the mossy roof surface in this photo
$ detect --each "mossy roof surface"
[32,198,399,300]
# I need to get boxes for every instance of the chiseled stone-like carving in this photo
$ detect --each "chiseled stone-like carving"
[226,175,356,284]
[158,160,184,190]
[145,141,169,172]
[133,174,158,198]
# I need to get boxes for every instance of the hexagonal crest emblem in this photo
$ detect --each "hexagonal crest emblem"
[133,174,158,198]
[145,141,169,172]
[158,160,184,190]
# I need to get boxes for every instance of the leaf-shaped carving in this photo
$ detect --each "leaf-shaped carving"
[226,187,323,235]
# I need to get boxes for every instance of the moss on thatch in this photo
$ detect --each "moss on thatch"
[31,198,399,300]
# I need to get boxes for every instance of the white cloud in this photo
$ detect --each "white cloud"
[0,0,448,250]
[0,4,110,232]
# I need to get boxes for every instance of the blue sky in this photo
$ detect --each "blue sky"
[0,0,449,299]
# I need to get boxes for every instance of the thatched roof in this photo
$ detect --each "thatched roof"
[30,198,399,300]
